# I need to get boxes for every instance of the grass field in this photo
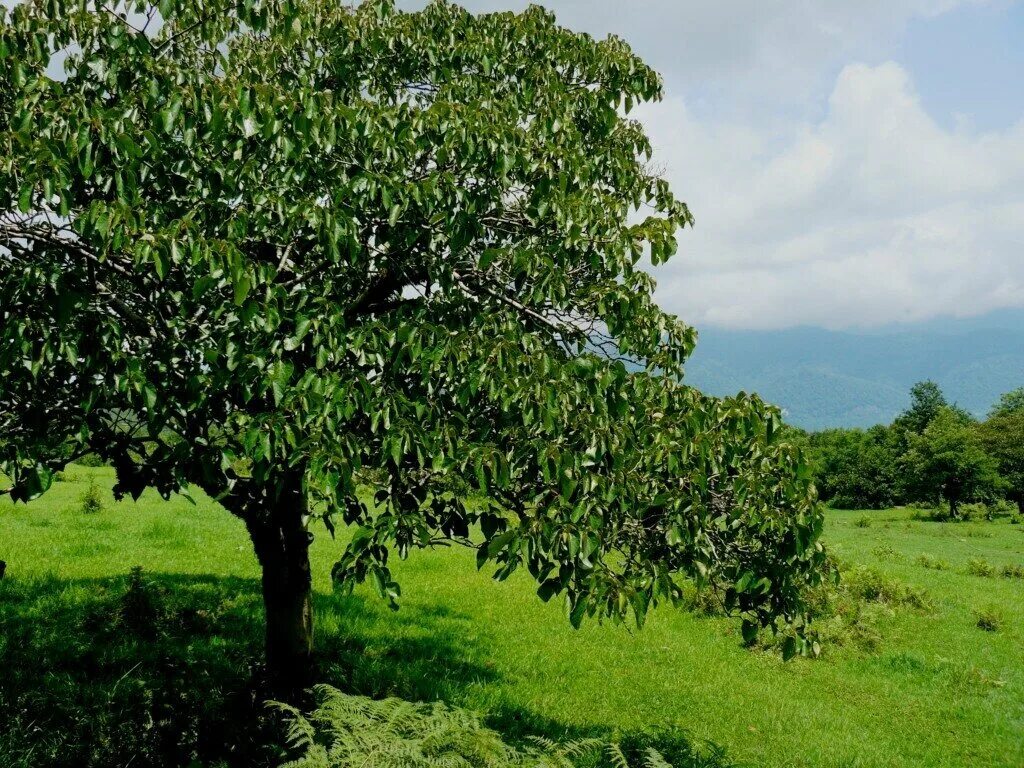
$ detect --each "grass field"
[2,465,1023,767]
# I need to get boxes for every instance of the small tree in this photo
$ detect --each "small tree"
[904,408,1000,519]
[1,0,825,684]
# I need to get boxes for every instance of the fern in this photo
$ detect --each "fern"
[271,685,679,768]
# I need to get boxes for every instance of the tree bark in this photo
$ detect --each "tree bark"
[245,472,314,694]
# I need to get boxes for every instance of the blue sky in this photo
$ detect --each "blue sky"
[900,2,1024,132]
[401,0,1024,331]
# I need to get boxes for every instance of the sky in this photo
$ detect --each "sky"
[400,0,1024,330]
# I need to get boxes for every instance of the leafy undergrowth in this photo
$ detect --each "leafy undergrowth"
[681,559,934,655]
[273,685,732,768]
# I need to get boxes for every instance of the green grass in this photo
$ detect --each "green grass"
[2,467,1023,767]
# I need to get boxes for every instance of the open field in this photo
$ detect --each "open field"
[2,465,1023,767]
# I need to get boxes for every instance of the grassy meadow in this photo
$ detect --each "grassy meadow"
[1,465,1023,767]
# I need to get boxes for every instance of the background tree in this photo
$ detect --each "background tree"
[978,398,1024,514]
[894,380,970,435]
[0,0,825,685]
[807,425,903,509]
[988,387,1024,419]
[903,408,1000,519]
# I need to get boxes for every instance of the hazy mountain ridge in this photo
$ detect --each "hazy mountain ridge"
[683,309,1024,430]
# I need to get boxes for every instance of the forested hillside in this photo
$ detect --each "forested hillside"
[685,308,1024,429]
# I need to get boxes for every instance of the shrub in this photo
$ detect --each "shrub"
[73,453,108,467]
[965,559,996,578]
[678,581,728,617]
[755,561,931,656]
[872,545,901,561]
[271,685,708,768]
[842,566,932,611]
[975,607,1002,632]
[1000,564,1024,580]
[854,515,872,528]
[117,566,164,639]
[914,554,949,571]
[79,480,105,514]
[957,503,993,522]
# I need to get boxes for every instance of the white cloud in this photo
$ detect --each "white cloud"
[643,62,1024,329]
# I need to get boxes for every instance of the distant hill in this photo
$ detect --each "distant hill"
[683,308,1024,431]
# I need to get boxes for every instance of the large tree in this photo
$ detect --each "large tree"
[0,0,825,685]
[904,408,1000,519]
[894,380,967,435]
[978,392,1024,515]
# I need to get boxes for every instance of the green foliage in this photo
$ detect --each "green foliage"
[894,380,950,435]
[977,409,1024,514]
[975,606,1002,633]
[754,559,932,656]
[807,425,906,509]
[903,408,1001,519]
[73,454,109,468]
[1000,563,1024,580]
[79,477,105,514]
[965,558,996,578]
[0,0,824,643]
[914,554,949,571]
[988,387,1024,418]
[272,685,721,768]
[807,382,1024,517]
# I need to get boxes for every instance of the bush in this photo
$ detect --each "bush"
[975,607,1002,632]
[872,545,901,561]
[272,685,710,768]
[755,561,931,656]
[79,480,105,514]
[1000,564,1024,580]
[678,581,727,617]
[965,559,996,578]
[73,453,108,467]
[842,566,932,611]
[914,554,950,571]
[957,503,994,522]
[854,515,872,528]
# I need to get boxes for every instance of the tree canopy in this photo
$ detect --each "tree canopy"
[1,0,825,675]
[903,408,1000,519]
[978,409,1024,514]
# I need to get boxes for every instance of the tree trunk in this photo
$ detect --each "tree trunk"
[1017,497,1024,516]
[948,497,959,521]
[246,473,314,694]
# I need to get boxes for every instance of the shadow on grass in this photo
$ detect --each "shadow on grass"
[0,570,735,768]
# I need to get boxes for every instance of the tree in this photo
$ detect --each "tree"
[904,408,1000,519]
[978,410,1024,514]
[895,380,960,435]
[0,0,825,685]
[989,387,1024,419]
[807,425,904,509]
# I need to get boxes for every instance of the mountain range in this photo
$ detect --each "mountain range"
[682,308,1024,431]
